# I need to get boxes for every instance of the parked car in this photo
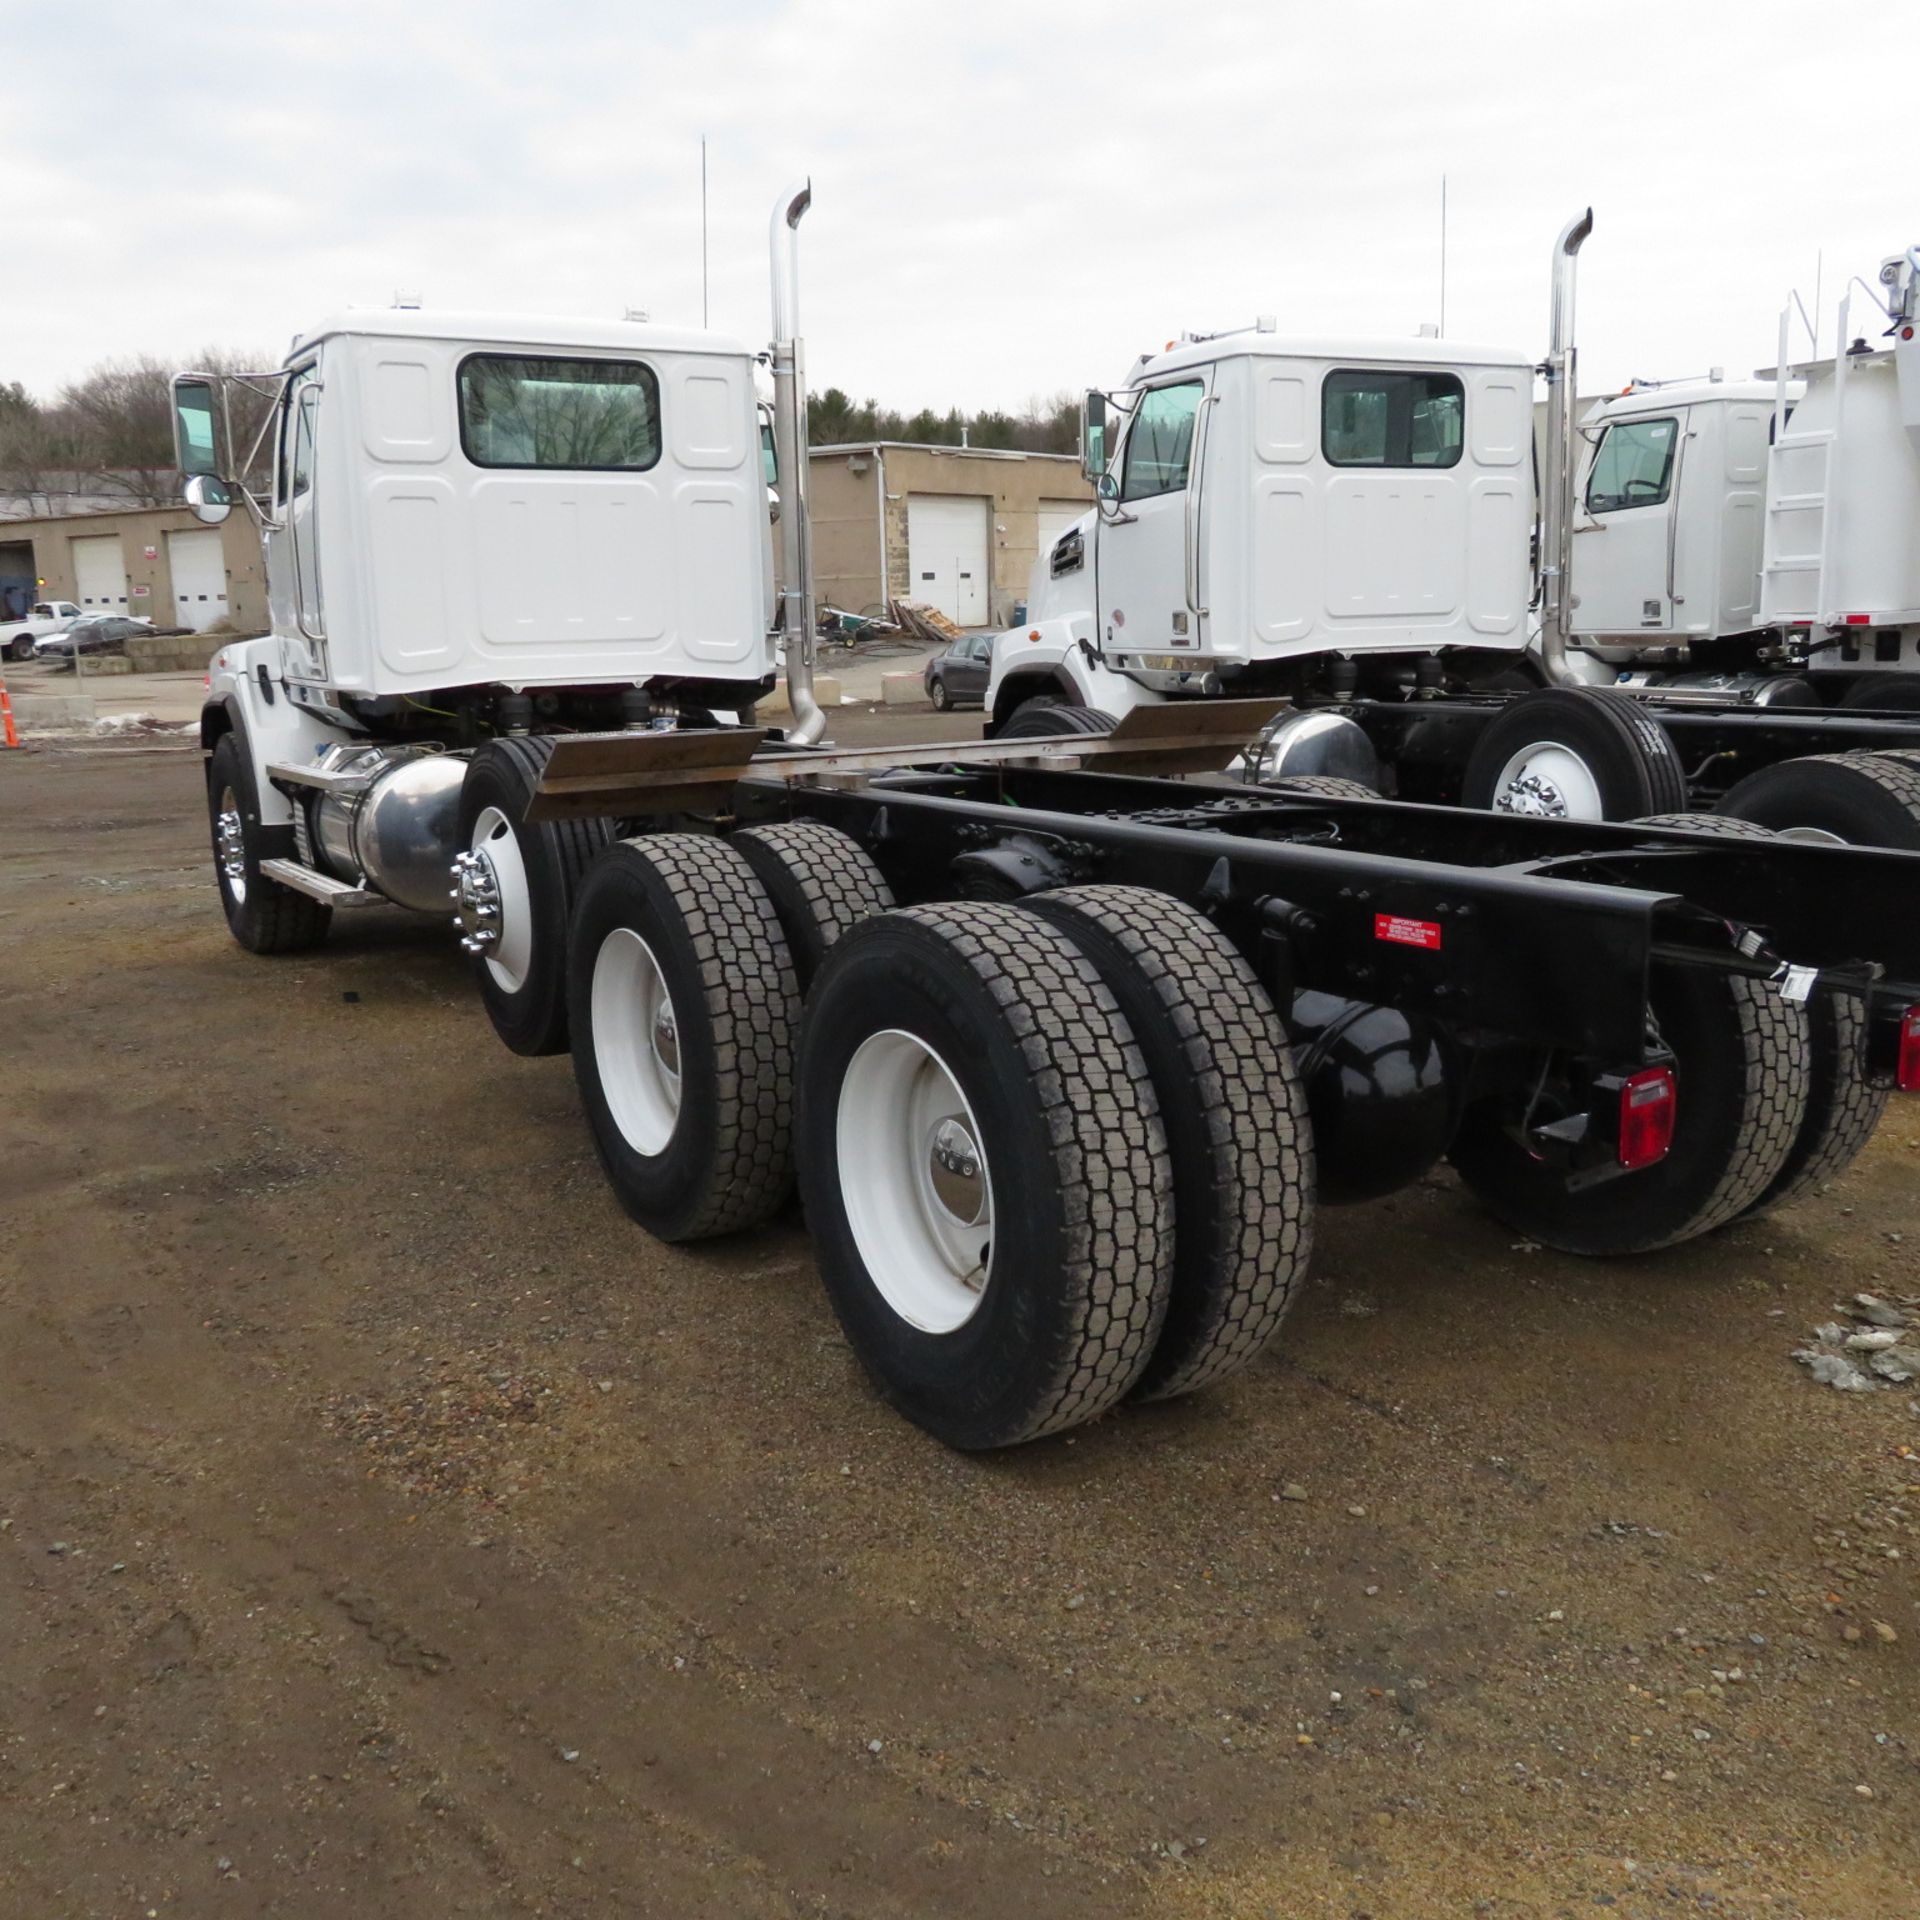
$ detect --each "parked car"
[4,600,84,662]
[35,613,154,658]
[923,631,994,710]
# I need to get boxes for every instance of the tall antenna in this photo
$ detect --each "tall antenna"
[1812,248,1822,358]
[701,139,710,327]
[1439,173,1448,336]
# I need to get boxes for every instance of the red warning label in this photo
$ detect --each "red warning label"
[1374,913,1443,951]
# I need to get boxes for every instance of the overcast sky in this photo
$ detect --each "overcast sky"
[7,0,1916,409]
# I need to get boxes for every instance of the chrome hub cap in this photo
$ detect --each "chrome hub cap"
[452,808,533,992]
[838,1031,994,1334]
[216,787,248,903]
[449,847,501,954]
[1492,743,1604,822]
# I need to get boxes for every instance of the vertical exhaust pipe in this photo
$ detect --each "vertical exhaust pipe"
[769,179,825,745]
[1538,207,1593,687]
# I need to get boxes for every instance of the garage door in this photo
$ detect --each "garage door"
[1036,498,1086,555]
[72,533,128,610]
[906,494,990,626]
[167,529,229,631]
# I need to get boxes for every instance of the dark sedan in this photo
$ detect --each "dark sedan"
[35,614,154,658]
[923,632,994,710]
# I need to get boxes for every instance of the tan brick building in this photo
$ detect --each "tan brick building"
[0,504,266,634]
[808,444,1092,629]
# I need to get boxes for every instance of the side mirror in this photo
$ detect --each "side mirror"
[1096,470,1120,506]
[184,474,233,526]
[172,374,226,480]
[1080,389,1108,483]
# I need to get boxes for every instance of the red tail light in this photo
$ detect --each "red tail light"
[1898,1007,1920,1094]
[1619,1067,1677,1169]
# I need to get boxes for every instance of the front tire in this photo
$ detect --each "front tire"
[998,700,1117,741]
[796,903,1174,1448]
[929,676,952,712]
[568,836,799,1242]
[1449,962,1809,1255]
[206,732,331,954]
[455,738,613,1056]
[1461,687,1686,821]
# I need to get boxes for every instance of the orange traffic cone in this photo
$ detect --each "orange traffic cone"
[0,676,18,750]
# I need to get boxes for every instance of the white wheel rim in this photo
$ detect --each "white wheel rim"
[1491,741,1606,820]
[592,927,682,1155]
[472,806,533,993]
[837,1030,993,1334]
[216,786,247,904]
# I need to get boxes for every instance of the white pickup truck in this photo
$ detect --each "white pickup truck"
[4,600,83,662]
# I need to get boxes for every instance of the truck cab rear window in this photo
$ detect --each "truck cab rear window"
[1322,369,1463,469]
[458,355,662,471]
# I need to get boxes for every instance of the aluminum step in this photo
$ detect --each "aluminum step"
[258,858,382,907]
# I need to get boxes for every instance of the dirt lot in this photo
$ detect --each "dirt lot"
[3,713,1917,1919]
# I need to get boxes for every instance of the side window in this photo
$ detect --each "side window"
[1120,381,1203,502]
[458,355,661,470]
[278,367,316,503]
[1322,369,1464,468]
[1586,417,1678,513]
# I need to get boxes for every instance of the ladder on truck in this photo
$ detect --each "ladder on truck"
[1760,293,1853,631]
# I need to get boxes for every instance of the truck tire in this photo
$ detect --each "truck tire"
[5,632,32,663]
[1634,810,1887,1213]
[1841,675,1920,712]
[1023,886,1314,1399]
[206,732,332,954]
[456,738,612,1056]
[999,700,1116,740]
[1449,962,1809,1255]
[568,835,799,1242]
[1717,750,1920,850]
[1461,687,1686,821]
[731,821,895,992]
[796,903,1174,1448]
[1262,775,1379,800]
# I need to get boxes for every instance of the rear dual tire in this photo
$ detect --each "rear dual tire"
[797,903,1175,1448]
[1450,957,1810,1256]
[568,835,800,1243]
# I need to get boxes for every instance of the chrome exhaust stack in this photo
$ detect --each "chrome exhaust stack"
[769,179,825,745]
[1538,207,1593,688]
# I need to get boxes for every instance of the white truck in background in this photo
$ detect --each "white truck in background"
[3,599,84,662]
[986,221,1920,846]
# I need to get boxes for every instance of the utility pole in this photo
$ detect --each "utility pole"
[1439,173,1448,337]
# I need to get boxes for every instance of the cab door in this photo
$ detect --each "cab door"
[1097,374,1210,654]
[1571,411,1684,637]
[267,362,326,676]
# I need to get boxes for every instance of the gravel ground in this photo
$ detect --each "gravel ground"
[2,712,1917,1918]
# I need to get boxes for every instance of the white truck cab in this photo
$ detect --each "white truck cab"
[181,308,777,728]
[993,332,1535,727]
[1568,377,1781,659]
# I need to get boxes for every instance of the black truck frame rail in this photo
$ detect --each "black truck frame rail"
[732,765,1920,1074]
[1349,693,1920,807]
